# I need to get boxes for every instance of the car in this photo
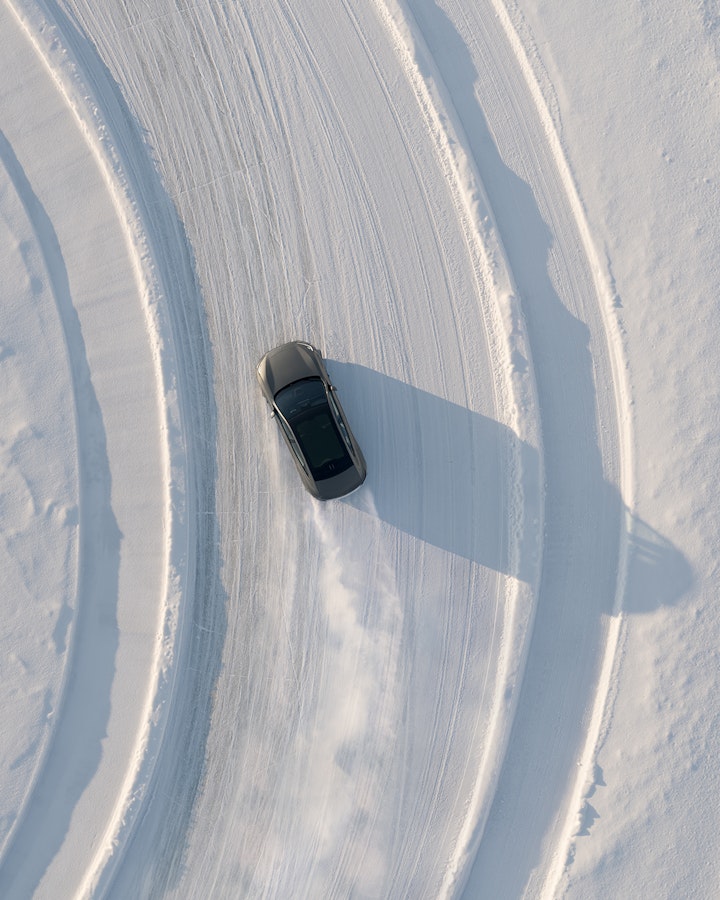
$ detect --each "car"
[256,341,367,500]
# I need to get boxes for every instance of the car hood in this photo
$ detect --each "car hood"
[257,341,321,399]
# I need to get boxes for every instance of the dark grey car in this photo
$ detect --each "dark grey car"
[257,341,367,500]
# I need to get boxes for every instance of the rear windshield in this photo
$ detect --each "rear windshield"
[275,378,352,480]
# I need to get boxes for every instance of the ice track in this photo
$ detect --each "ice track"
[0,0,631,896]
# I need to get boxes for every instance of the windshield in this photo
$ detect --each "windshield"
[275,378,353,480]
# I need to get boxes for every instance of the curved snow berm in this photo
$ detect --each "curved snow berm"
[0,91,79,874]
[412,1,633,896]
[0,0,212,895]
[372,0,544,889]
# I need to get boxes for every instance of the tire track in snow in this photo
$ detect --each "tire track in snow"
[281,5,541,892]
[234,7,532,893]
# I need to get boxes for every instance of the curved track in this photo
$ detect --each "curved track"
[2,0,631,895]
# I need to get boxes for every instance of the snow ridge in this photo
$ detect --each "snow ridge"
[0,0,200,893]
[371,0,544,892]
[483,3,635,893]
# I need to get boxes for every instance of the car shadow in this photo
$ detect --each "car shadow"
[328,361,541,583]
[329,361,692,613]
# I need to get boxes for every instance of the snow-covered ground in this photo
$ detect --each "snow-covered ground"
[0,0,717,896]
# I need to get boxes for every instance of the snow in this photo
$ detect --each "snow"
[0,0,717,897]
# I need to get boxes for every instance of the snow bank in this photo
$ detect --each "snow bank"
[0,0,193,894]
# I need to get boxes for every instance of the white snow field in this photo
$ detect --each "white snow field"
[0,0,717,897]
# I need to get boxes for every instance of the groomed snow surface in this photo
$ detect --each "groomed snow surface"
[0,0,716,897]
